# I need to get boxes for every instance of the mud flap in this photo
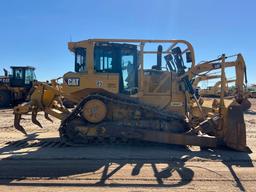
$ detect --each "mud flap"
[224,101,250,152]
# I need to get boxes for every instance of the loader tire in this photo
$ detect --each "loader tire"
[0,90,11,108]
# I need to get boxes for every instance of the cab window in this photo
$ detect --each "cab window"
[14,69,23,79]
[94,47,114,72]
[25,69,36,84]
[121,53,136,89]
[75,48,86,72]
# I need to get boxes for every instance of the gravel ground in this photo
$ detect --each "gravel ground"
[0,99,255,192]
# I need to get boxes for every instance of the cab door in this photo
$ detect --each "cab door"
[94,43,138,95]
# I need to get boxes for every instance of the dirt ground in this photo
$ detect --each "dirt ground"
[0,99,255,192]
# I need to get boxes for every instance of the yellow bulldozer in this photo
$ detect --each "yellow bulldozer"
[191,54,248,98]
[13,39,251,151]
[193,75,236,97]
[0,66,36,108]
[200,79,236,97]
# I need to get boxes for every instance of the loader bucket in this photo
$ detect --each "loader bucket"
[223,99,251,152]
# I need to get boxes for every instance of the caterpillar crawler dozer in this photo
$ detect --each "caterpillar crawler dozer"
[13,39,251,151]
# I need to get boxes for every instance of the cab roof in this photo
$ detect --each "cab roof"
[10,66,35,70]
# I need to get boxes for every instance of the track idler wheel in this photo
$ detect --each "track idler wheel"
[82,99,107,123]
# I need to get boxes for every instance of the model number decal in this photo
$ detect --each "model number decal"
[66,78,80,86]
[171,102,183,107]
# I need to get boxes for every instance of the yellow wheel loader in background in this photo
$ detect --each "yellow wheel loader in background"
[0,66,36,108]
[193,75,236,97]
[13,39,251,152]
[199,79,236,97]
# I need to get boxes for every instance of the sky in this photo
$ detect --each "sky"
[0,0,255,84]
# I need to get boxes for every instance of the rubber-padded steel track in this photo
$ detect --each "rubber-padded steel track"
[59,92,189,146]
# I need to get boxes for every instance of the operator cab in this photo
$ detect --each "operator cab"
[74,43,138,94]
[70,40,194,97]
[10,66,36,88]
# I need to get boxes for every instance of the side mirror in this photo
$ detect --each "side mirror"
[186,52,192,63]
